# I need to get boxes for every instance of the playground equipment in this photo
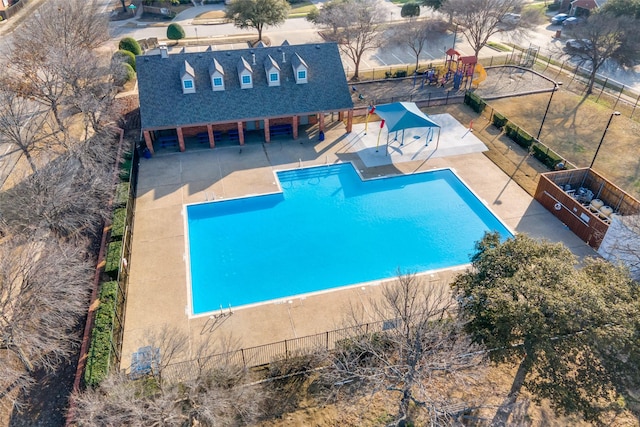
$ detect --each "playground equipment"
[472,63,487,88]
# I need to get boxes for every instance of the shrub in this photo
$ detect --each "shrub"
[118,37,142,56]
[505,122,534,149]
[119,157,132,182]
[104,241,123,280]
[393,70,408,78]
[114,62,136,87]
[464,91,485,113]
[385,71,392,78]
[112,49,136,72]
[531,143,564,170]
[114,182,130,207]
[84,281,118,387]
[492,111,508,129]
[167,23,186,41]
[110,208,127,241]
[400,2,420,18]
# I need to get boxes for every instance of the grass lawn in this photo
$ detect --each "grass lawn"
[487,90,640,198]
[288,1,316,17]
[196,2,316,19]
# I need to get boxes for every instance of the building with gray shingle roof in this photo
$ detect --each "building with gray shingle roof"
[137,42,354,154]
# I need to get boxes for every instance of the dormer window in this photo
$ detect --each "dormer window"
[181,60,196,94]
[264,55,280,87]
[237,57,253,89]
[209,58,225,91]
[291,53,308,84]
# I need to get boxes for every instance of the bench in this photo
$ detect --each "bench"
[269,124,293,138]
[156,135,178,148]
[197,131,223,144]
[228,129,244,142]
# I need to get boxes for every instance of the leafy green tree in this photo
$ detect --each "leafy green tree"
[167,23,186,41]
[452,233,640,425]
[600,0,640,19]
[118,37,142,56]
[421,0,445,9]
[225,0,290,42]
[401,2,420,18]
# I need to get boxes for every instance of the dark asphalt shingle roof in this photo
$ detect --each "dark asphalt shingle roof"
[136,42,354,130]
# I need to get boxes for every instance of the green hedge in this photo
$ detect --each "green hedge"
[531,143,564,169]
[119,157,132,182]
[464,91,486,113]
[119,37,143,56]
[110,208,127,241]
[104,241,123,280]
[84,281,118,387]
[114,182,130,207]
[492,111,508,129]
[504,122,534,149]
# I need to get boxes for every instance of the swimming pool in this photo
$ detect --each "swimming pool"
[186,164,512,315]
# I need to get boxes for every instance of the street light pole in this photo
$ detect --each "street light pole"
[536,82,562,140]
[590,111,621,169]
[452,24,458,50]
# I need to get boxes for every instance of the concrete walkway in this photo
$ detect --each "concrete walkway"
[119,116,596,372]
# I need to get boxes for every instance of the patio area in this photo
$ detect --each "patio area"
[120,117,596,372]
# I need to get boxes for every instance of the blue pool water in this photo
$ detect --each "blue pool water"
[187,164,512,314]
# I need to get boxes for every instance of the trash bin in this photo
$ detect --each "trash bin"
[319,130,325,142]
[555,30,561,38]
[143,148,152,159]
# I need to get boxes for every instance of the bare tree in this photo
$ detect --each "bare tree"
[598,214,640,282]
[564,13,639,94]
[0,237,92,413]
[443,0,525,57]
[324,272,485,426]
[0,90,53,173]
[0,131,116,241]
[72,327,266,426]
[386,19,448,71]
[310,0,386,80]
[3,0,112,136]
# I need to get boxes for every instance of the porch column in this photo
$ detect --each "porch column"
[318,113,325,132]
[237,122,245,145]
[207,124,215,149]
[292,115,298,139]
[176,127,185,152]
[338,111,344,121]
[143,130,154,156]
[264,118,271,143]
[346,110,353,133]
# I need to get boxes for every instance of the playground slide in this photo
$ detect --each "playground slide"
[472,63,487,88]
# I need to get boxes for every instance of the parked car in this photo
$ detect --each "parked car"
[565,39,592,51]
[563,16,585,27]
[500,13,521,25]
[551,13,570,25]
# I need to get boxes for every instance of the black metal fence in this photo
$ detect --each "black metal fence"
[108,143,139,369]
[157,321,387,383]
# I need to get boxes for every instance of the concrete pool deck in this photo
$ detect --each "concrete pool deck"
[120,119,597,371]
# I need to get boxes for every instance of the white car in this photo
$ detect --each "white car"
[501,13,521,25]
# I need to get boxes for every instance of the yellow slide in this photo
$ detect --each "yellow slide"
[472,63,487,88]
